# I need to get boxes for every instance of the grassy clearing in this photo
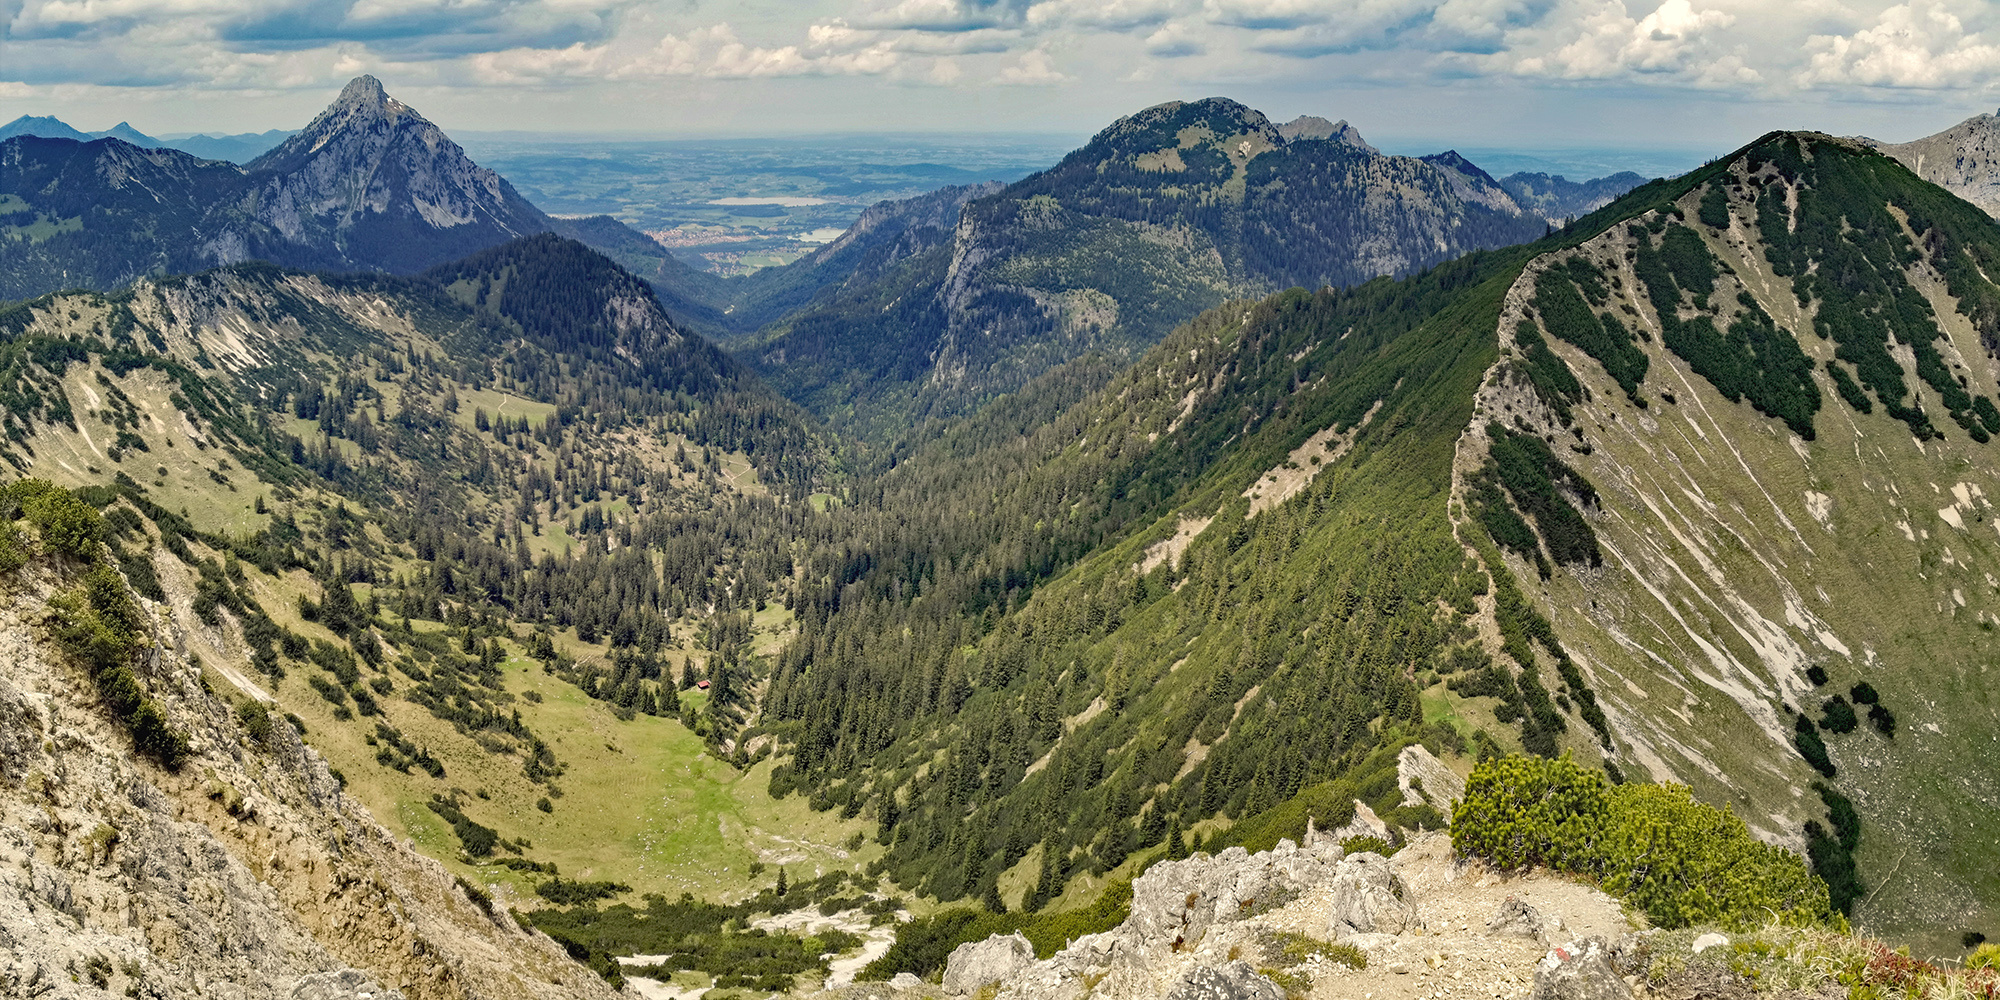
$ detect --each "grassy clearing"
[300,637,873,907]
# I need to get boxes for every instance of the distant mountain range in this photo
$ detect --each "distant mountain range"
[0,80,1656,446]
[0,78,671,297]
[0,113,294,162]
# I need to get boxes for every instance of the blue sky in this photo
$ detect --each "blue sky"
[3,0,1998,157]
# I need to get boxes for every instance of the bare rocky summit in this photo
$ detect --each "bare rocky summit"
[886,832,1637,1000]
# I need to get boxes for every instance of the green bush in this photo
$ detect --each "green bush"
[1453,754,1833,931]
[9,479,104,558]
[1451,753,1608,871]
[45,563,187,770]
[1596,782,1829,929]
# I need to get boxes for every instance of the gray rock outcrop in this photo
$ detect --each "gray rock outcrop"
[944,932,1036,994]
[291,968,409,1000]
[1165,962,1286,1000]
[1326,852,1421,939]
[1873,112,2000,220]
[1128,838,1345,953]
[0,563,619,1000]
[1530,938,1634,1000]
[1487,896,1547,939]
[1397,745,1467,816]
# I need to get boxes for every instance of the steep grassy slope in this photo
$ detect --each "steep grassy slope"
[1455,132,2000,952]
[749,131,2000,960]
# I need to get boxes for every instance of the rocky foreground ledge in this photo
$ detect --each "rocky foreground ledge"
[811,832,1692,1000]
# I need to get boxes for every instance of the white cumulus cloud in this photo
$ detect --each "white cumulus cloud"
[1798,0,2000,89]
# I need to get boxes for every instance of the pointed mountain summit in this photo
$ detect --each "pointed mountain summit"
[746,96,1551,440]
[244,75,552,273]
[95,121,161,147]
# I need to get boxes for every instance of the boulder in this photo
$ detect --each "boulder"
[1166,962,1287,1000]
[891,972,925,989]
[1325,852,1419,939]
[1691,933,1729,954]
[1530,938,1633,1000]
[1486,895,1546,939]
[289,968,407,1000]
[1126,838,1344,953]
[943,932,1036,995]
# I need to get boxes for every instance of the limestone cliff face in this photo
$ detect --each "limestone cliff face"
[0,558,618,1000]
[1873,111,2000,219]
[0,76,557,302]
[241,76,552,274]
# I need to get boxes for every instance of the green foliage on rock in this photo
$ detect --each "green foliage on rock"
[1510,320,1583,425]
[861,878,1133,980]
[1453,754,1833,931]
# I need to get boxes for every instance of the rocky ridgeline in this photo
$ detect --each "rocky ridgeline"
[0,559,619,1000]
[844,828,1663,1000]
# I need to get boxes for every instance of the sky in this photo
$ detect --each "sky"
[3,0,1999,159]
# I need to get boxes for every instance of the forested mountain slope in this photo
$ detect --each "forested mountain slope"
[0,231,876,990]
[747,132,2000,955]
[1460,131,2000,950]
[741,97,1551,445]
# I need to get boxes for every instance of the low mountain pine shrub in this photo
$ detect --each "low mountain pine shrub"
[1453,754,1833,931]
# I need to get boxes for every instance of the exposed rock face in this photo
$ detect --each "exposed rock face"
[749,95,1550,437]
[1873,112,2000,219]
[912,831,1651,1000]
[1530,938,1633,1000]
[242,76,552,273]
[1276,115,1378,154]
[0,75,561,302]
[1397,744,1467,816]
[1324,800,1391,844]
[1325,853,1421,939]
[1165,962,1286,1000]
[290,968,409,1000]
[1127,840,1345,953]
[944,932,1036,994]
[0,563,618,1000]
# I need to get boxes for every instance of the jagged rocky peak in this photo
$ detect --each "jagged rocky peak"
[1278,114,1379,154]
[249,74,432,173]
[243,74,551,273]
